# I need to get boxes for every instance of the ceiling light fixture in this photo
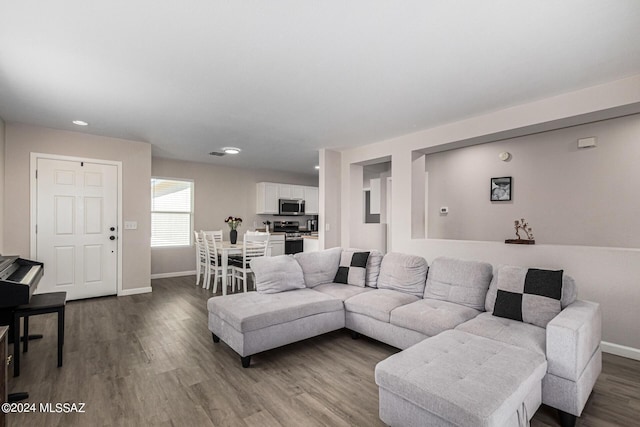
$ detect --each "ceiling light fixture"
[72,120,89,126]
[222,147,241,154]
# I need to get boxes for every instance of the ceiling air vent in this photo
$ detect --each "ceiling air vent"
[209,151,226,157]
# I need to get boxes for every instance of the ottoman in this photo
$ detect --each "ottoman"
[375,330,547,427]
[208,288,344,367]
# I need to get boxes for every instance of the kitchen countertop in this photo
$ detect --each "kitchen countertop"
[302,235,318,240]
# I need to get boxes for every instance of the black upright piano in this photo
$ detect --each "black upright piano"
[0,255,44,333]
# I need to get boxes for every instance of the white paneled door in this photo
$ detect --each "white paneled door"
[35,158,118,300]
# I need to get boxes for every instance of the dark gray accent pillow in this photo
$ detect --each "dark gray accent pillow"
[493,266,563,328]
[334,250,370,287]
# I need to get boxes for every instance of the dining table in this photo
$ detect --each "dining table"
[217,241,263,295]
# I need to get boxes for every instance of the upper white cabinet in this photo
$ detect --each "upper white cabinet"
[304,186,319,215]
[256,182,280,214]
[256,182,319,215]
[278,184,292,199]
[291,185,305,199]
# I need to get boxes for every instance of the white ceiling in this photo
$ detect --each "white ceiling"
[1,1,639,175]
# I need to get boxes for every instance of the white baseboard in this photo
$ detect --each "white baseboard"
[150,270,196,279]
[601,341,640,361]
[118,287,153,296]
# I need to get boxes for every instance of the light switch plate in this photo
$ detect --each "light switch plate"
[124,221,138,230]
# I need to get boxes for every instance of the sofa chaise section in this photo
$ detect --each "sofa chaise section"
[375,330,547,427]
[208,288,344,367]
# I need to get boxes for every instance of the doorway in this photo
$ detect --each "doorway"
[30,154,122,300]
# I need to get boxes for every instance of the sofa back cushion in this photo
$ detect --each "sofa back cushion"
[250,255,306,294]
[345,248,383,288]
[485,265,577,312]
[294,247,342,288]
[423,257,493,310]
[377,252,428,297]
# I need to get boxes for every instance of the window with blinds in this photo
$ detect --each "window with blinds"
[151,178,194,247]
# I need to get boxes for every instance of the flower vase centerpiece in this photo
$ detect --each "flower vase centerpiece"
[224,216,242,244]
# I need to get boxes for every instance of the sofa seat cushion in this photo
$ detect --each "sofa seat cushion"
[390,299,481,337]
[313,282,373,301]
[423,257,493,311]
[207,288,343,333]
[375,330,547,427]
[456,312,546,356]
[345,289,419,323]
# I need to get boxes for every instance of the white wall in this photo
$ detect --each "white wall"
[4,123,152,292]
[337,74,640,354]
[319,149,342,249]
[151,157,318,275]
[424,114,640,247]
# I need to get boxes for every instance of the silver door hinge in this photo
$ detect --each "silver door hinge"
[35,170,38,179]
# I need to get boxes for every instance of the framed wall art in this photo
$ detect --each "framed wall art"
[490,177,512,201]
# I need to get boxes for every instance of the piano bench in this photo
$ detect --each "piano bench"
[13,292,66,377]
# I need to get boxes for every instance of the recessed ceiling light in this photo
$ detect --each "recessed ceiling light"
[72,120,89,126]
[222,147,241,154]
[315,165,320,170]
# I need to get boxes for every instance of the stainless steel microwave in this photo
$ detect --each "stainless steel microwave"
[279,199,305,216]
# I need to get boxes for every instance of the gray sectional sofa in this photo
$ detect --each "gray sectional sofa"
[207,248,601,427]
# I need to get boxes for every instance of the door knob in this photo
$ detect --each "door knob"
[110,227,116,231]
[110,236,116,240]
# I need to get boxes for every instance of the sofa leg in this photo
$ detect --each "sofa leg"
[558,410,577,427]
[350,331,360,340]
[241,356,251,368]
[212,333,220,343]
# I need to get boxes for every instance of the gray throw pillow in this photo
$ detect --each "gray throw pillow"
[346,248,383,288]
[250,255,305,294]
[492,265,563,328]
[334,250,370,287]
[485,265,577,312]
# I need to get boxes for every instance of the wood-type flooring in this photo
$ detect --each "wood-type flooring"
[7,276,639,426]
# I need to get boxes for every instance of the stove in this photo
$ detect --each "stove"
[273,221,304,254]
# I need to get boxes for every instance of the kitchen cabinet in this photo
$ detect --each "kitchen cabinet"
[278,184,292,199]
[304,186,319,214]
[256,182,319,216]
[291,185,305,199]
[303,237,319,252]
[257,182,280,214]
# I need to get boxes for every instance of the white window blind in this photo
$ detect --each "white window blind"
[151,178,194,247]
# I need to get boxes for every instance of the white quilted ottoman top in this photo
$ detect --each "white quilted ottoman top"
[375,329,547,427]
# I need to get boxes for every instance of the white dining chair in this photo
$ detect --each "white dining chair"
[194,230,208,287]
[203,230,223,243]
[230,233,270,292]
[202,230,232,293]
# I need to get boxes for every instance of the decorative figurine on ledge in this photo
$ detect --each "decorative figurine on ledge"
[505,218,536,245]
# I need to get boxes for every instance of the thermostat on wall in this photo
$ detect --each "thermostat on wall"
[440,207,449,214]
